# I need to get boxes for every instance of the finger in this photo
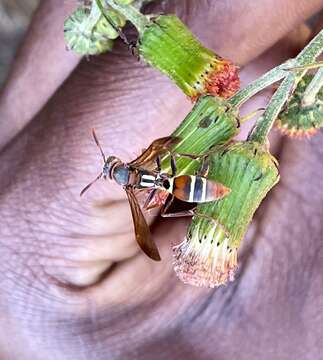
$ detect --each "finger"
[161,0,323,64]
[0,0,81,150]
[0,5,322,359]
[1,0,321,153]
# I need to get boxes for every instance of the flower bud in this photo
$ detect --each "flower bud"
[139,15,240,100]
[64,2,127,55]
[173,141,279,288]
[276,74,323,138]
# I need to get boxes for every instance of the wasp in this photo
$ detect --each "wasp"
[81,130,230,261]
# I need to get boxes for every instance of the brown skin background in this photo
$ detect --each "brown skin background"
[0,0,323,359]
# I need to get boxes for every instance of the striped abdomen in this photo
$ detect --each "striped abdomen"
[167,175,230,203]
[138,171,158,189]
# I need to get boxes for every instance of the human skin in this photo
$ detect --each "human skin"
[0,1,323,359]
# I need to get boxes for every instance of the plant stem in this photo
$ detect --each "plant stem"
[105,0,149,34]
[229,59,296,108]
[248,30,323,144]
[301,67,323,107]
[247,75,295,143]
[286,61,323,72]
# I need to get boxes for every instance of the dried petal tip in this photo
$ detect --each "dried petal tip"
[202,60,240,100]
[173,222,238,288]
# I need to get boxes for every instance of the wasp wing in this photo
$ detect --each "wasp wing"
[129,136,180,170]
[125,187,161,261]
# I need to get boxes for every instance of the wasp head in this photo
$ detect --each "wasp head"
[103,156,121,180]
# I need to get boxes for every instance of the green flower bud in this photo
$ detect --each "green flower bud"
[173,141,279,288]
[64,6,113,55]
[139,15,240,100]
[64,1,129,55]
[276,74,323,138]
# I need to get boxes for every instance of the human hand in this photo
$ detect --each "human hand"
[0,1,322,359]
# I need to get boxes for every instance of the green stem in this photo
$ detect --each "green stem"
[286,61,323,72]
[105,0,149,34]
[296,30,323,68]
[301,67,323,107]
[249,30,323,144]
[229,59,296,108]
[247,75,295,143]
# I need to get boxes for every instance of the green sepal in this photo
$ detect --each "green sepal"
[161,95,240,173]
[276,74,323,137]
[139,15,240,99]
[192,141,279,248]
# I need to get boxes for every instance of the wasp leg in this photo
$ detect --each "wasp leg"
[161,209,196,218]
[174,153,202,161]
[128,41,140,60]
[170,152,206,176]
[170,154,177,177]
[161,195,196,218]
[156,155,162,173]
[160,194,174,215]
[143,188,158,210]
[196,157,210,177]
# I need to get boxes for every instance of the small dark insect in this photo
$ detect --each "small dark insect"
[81,130,230,261]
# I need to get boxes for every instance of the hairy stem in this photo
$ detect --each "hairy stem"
[229,59,296,108]
[105,0,149,34]
[301,67,323,107]
[249,30,323,144]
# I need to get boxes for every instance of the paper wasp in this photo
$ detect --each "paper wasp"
[81,130,230,261]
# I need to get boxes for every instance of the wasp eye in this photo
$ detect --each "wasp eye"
[163,179,170,189]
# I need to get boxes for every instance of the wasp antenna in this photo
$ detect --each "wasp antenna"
[80,172,103,197]
[92,129,106,163]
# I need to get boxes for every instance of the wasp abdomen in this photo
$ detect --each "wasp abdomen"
[171,175,229,203]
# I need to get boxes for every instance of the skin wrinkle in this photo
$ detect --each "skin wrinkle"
[0,1,322,359]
